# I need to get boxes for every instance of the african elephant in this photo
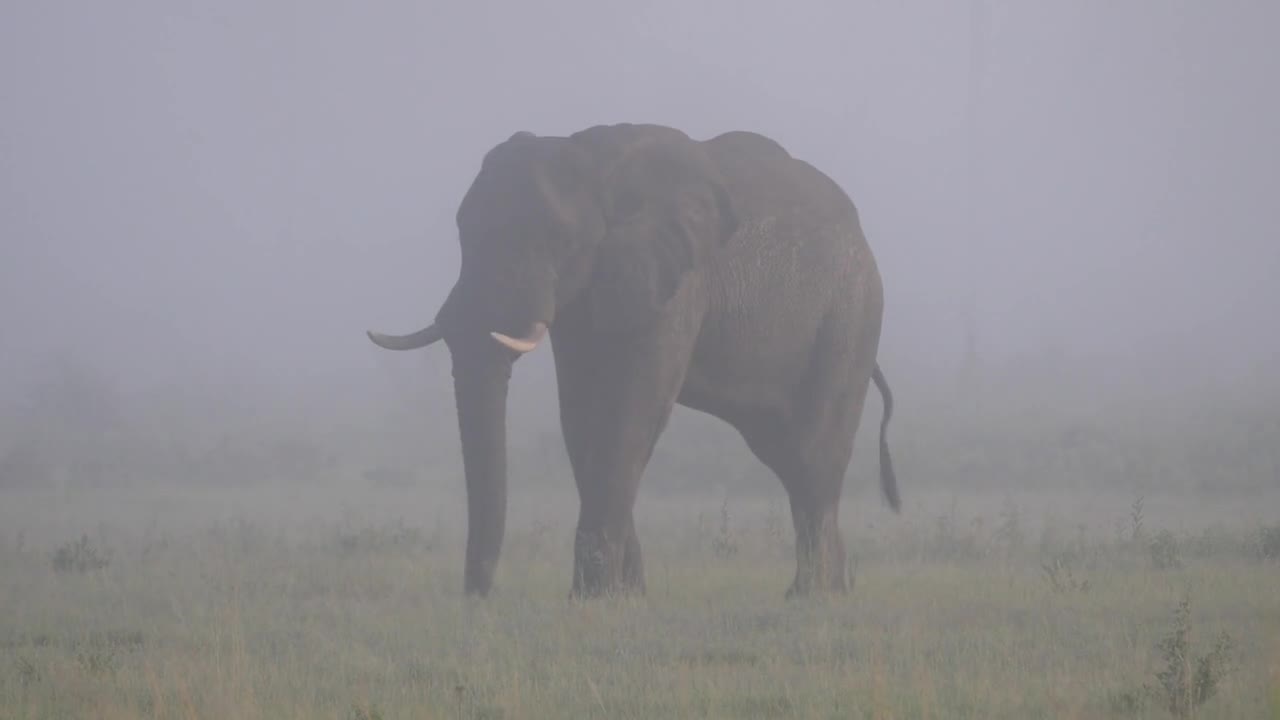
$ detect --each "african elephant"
[366,123,899,599]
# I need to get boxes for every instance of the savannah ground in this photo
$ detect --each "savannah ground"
[1,374,1278,718]
[2,484,1278,719]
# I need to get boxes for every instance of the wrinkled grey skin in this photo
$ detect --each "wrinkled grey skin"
[367,123,899,599]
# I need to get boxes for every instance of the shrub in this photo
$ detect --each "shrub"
[51,535,110,574]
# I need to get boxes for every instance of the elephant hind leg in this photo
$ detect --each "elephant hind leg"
[733,357,873,597]
[740,419,851,597]
[786,486,848,597]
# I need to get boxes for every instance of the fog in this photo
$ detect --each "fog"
[2,1,1278,490]
[6,8,1280,713]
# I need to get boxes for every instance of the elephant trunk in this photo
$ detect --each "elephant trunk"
[452,354,513,597]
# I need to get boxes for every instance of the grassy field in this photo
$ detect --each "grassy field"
[2,483,1278,719]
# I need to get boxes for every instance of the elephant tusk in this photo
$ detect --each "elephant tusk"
[490,322,548,354]
[366,324,443,351]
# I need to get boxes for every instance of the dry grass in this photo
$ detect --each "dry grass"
[2,484,1278,719]
[3,364,1278,716]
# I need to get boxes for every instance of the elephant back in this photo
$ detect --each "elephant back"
[568,123,692,178]
[703,131,861,232]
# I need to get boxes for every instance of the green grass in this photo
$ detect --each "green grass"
[2,486,1278,719]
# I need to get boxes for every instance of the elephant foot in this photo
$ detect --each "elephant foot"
[570,525,646,600]
[570,570,646,600]
[784,566,847,599]
[570,577,646,601]
[463,552,500,598]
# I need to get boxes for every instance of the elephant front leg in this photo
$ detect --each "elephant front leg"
[572,506,645,597]
[553,276,705,599]
[568,406,666,600]
[556,326,701,598]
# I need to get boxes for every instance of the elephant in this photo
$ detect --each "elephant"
[366,122,899,599]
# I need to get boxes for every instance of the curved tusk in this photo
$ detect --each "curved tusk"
[366,324,443,351]
[490,322,548,354]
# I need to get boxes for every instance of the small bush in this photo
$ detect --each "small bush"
[13,656,40,688]
[51,535,110,574]
[1149,529,1182,571]
[923,505,986,563]
[1129,495,1145,543]
[712,495,739,560]
[762,499,785,546]
[995,497,1025,557]
[347,703,384,720]
[1114,594,1236,718]
[76,649,119,676]
[1040,554,1090,594]
[334,520,424,556]
[1154,594,1235,718]
[1258,523,1280,561]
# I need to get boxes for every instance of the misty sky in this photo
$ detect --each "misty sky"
[3,1,1277,400]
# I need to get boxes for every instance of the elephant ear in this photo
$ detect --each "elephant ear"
[588,144,740,331]
[462,133,606,257]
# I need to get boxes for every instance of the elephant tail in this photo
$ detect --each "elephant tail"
[872,363,901,513]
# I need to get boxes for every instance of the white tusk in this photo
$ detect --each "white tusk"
[490,322,548,354]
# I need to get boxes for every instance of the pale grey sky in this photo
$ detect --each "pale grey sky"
[2,0,1276,400]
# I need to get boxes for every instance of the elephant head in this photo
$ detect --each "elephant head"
[365,125,739,596]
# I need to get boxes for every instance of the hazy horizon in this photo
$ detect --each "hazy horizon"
[3,1,1278,436]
